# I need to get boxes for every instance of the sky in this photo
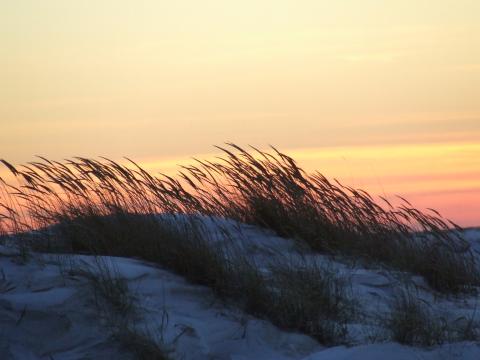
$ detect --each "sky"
[1,1,479,226]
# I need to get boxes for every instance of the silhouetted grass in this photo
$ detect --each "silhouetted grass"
[0,144,478,348]
[0,145,477,294]
[177,144,479,293]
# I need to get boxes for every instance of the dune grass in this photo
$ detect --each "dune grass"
[0,145,478,292]
[0,144,478,347]
[174,144,478,293]
[52,212,353,345]
[71,256,172,359]
[384,286,480,346]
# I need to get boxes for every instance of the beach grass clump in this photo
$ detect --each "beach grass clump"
[174,144,479,293]
[55,211,354,345]
[0,144,477,295]
[72,256,172,359]
[0,144,477,347]
[266,261,354,344]
[385,288,479,346]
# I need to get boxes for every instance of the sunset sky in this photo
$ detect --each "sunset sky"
[1,1,479,226]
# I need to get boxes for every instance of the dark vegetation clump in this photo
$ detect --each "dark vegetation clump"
[384,287,480,346]
[54,211,354,345]
[0,144,478,347]
[175,144,478,294]
[267,262,354,344]
[71,256,172,360]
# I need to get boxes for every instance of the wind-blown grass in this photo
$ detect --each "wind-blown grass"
[175,145,477,293]
[1,143,479,348]
[0,144,477,295]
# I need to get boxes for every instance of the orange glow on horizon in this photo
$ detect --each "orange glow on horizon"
[1,141,479,227]
[133,141,480,227]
